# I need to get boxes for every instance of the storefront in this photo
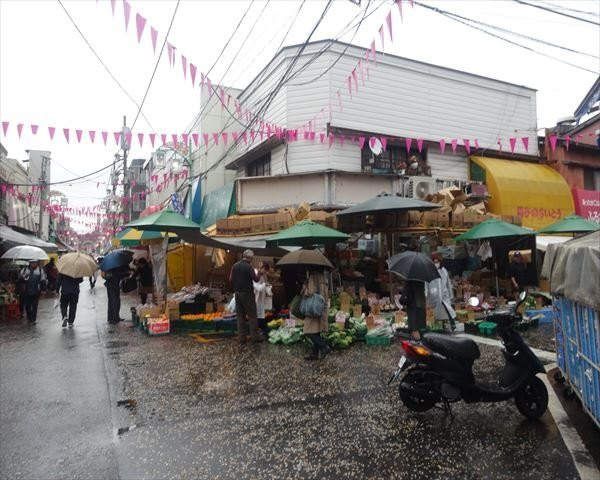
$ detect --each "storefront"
[572,188,600,224]
[469,157,574,230]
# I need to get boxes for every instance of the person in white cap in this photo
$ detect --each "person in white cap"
[229,249,263,343]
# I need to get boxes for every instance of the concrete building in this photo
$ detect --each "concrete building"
[217,40,544,222]
[129,158,147,221]
[24,149,52,239]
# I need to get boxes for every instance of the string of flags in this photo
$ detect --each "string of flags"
[1,119,591,154]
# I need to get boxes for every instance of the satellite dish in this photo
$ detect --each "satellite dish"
[369,137,383,156]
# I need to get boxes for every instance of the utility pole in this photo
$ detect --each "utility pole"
[37,156,48,238]
[121,116,131,224]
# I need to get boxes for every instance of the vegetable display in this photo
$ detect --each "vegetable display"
[324,323,354,349]
[268,327,304,345]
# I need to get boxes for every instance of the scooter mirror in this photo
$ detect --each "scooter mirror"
[467,296,480,308]
[518,291,527,302]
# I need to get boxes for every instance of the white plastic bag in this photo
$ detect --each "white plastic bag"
[227,297,236,312]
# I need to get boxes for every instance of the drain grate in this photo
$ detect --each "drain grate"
[104,340,129,349]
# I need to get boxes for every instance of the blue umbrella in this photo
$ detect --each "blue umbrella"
[99,251,132,272]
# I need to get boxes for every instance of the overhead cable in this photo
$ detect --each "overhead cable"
[513,0,600,26]
[416,2,599,75]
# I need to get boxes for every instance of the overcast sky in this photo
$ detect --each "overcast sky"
[1,0,598,231]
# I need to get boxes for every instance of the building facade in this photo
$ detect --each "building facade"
[219,40,540,216]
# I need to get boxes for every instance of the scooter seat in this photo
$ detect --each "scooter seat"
[422,333,481,361]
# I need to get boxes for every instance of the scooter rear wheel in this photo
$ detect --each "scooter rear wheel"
[399,371,439,412]
[515,376,548,419]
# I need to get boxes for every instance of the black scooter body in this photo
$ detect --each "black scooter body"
[400,308,545,405]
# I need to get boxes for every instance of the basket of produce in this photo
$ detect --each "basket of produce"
[324,323,354,349]
[365,324,394,346]
[268,326,304,345]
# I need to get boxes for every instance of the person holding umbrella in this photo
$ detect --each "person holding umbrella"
[99,251,133,325]
[55,253,98,327]
[56,274,83,328]
[18,260,47,324]
[388,251,440,341]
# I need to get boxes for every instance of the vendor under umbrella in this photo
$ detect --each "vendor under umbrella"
[387,251,440,341]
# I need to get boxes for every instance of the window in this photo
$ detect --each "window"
[361,142,429,176]
[583,168,600,191]
[246,153,271,177]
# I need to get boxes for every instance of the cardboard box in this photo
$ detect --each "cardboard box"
[275,213,292,230]
[238,217,253,232]
[464,211,485,225]
[310,211,330,224]
[539,278,550,292]
[166,304,179,321]
[139,306,162,319]
[451,212,464,228]
[251,216,264,233]
[216,218,229,234]
[408,211,423,226]
[437,211,450,227]
[227,218,240,232]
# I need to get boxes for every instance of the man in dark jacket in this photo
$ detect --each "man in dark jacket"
[103,265,129,324]
[56,273,83,328]
[229,250,262,344]
[19,261,46,324]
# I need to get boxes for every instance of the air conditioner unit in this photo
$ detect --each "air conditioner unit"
[407,176,437,200]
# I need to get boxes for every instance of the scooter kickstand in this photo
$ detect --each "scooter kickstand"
[442,399,454,417]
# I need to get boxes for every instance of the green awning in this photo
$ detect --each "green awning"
[537,214,600,234]
[266,220,350,247]
[197,182,236,231]
[455,219,533,241]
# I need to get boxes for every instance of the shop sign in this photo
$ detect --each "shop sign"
[572,189,600,224]
[516,206,562,220]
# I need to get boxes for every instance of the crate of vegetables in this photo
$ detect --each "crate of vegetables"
[171,313,222,332]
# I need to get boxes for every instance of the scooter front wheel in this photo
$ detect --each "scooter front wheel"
[515,376,548,419]
[399,370,440,412]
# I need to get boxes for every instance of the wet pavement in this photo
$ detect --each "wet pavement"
[0,286,588,479]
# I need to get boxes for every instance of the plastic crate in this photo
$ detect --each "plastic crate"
[215,319,237,332]
[365,335,391,346]
[580,357,600,427]
[478,321,497,336]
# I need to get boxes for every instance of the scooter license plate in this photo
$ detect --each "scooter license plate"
[398,356,407,369]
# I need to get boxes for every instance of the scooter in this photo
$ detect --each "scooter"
[388,292,548,419]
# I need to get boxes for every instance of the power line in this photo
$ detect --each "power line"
[420,2,598,60]
[131,0,181,131]
[56,0,156,131]
[513,0,600,26]
[416,1,599,75]
[540,1,600,18]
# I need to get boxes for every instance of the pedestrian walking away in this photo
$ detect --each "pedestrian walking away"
[230,249,262,344]
[18,260,47,324]
[56,273,83,327]
[302,269,332,361]
[135,257,153,304]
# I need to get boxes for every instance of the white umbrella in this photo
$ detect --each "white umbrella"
[1,245,49,261]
